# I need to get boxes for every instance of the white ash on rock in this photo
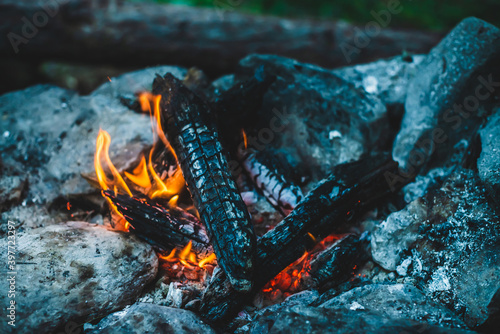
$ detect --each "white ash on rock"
[372,168,500,329]
[320,283,467,329]
[393,17,500,173]
[0,66,186,232]
[86,302,216,334]
[232,54,389,189]
[0,221,158,334]
[334,54,425,108]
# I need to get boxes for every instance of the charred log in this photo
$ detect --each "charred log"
[199,155,406,324]
[308,234,370,292]
[103,191,211,255]
[153,73,257,292]
[0,1,442,77]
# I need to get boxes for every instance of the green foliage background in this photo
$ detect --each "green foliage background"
[130,0,499,31]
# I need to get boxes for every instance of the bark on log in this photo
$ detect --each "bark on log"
[308,233,370,292]
[103,190,211,255]
[153,73,257,292]
[199,155,406,324]
[0,0,442,76]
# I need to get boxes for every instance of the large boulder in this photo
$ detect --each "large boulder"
[233,54,388,188]
[478,107,500,205]
[372,169,500,328]
[0,221,158,334]
[87,302,216,334]
[393,17,500,174]
[320,284,466,329]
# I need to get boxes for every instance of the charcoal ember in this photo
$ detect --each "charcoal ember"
[0,66,186,230]
[86,302,216,334]
[241,190,283,236]
[234,54,389,189]
[393,17,500,174]
[371,168,500,328]
[320,284,467,329]
[478,108,500,205]
[240,149,304,215]
[308,234,370,292]
[248,305,475,334]
[0,221,158,334]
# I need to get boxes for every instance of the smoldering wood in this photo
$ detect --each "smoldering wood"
[0,1,442,77]
[153,73,257,293]
[103,191,212,256]
[199,155,406,324]
[307,234,370,292]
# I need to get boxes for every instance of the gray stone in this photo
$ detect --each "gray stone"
[393,17,500,173]
[0,221,158,334]
[372,169,500,328]
[478,107,500,204]
[87,302,216,334]
[334,54,425,107]
[248,305,475,334]
[320,284,466,329]
[236,54,388,189]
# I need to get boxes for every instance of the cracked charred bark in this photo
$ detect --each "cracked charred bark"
[199,156,405,324]
[104,191,211,255]
[153,73,257,293]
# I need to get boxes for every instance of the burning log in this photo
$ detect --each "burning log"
[153,73,257,292]
[307,233,370,292]
[199,155,405,324]
[103,191,211,256]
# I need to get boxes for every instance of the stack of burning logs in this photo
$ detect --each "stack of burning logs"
[103,72,407,326]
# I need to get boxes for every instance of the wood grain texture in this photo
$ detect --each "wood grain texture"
[153,73,257,292]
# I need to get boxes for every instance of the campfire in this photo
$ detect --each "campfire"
[1,3,500,332]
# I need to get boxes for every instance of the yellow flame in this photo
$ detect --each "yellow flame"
[198,253,217,268]
[94,129,132,197]
[124,155,152,189]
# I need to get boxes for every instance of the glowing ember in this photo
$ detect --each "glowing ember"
[262,234,342,301]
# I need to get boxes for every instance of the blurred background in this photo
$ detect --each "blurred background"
[144,0,500,30]
[1,0,498,95]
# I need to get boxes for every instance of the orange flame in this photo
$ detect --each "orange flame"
[242,129,248,150]
[159,241,216,269]
[94,94,208,272]
[124,155,152,189]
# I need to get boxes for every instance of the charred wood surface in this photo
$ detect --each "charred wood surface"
[199,155,405,324]
[104,191,211,255]
[1,1,442,76]
[153,73,257,292]
[308,234,370,292]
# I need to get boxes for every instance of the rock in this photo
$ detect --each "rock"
[0,221,158,334]
[235,54,388,189]
[86,302,216,334]
[393,17,500,174]
[334,54,425,107]
[320,284,466,329]
[371,169,500,328]
[0,66,186,231]
[248,305,475,334]
[478,108,500,204]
